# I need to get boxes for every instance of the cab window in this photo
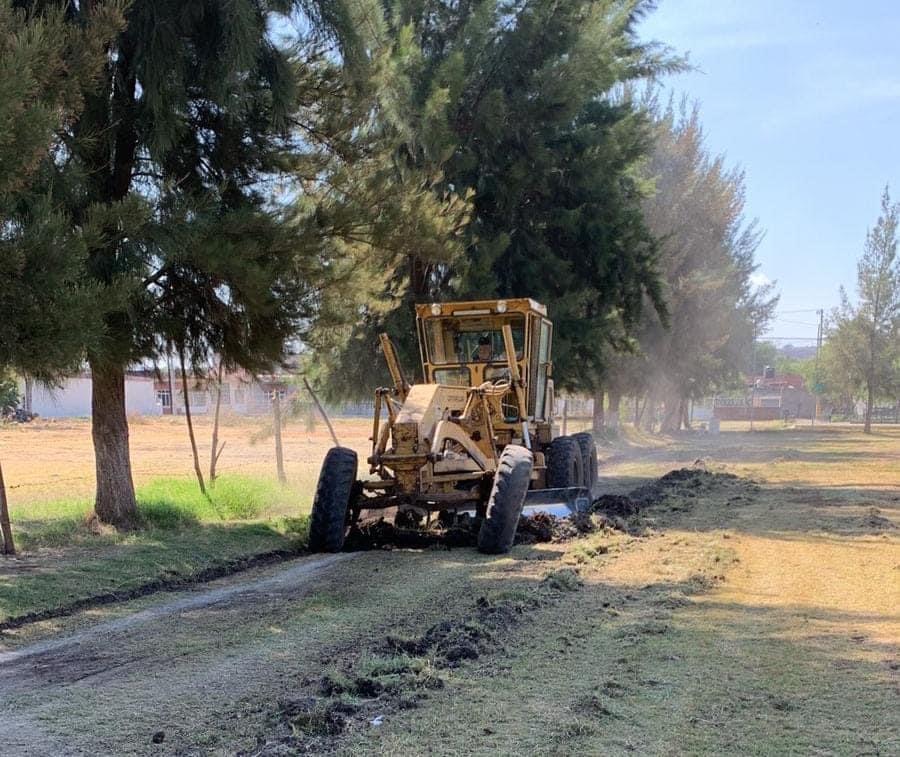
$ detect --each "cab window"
[424,316,525,365]
[433,367,471,386]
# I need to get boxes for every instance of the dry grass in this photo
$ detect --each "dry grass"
[338,424,900,756]
[0,414,374,508]
[0,419,897,755]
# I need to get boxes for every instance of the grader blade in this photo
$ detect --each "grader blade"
[522,486,592,517]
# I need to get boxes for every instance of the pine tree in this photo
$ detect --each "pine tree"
[605,99,777,432]
[831,187,900,432]
[15,0,377,527]
[0,1,125,552]
[315,0,681,396]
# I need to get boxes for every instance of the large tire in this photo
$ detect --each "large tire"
[308,447,358,552]
[571,432,598,490]
[477,445,533,554]
[546,436,584,488]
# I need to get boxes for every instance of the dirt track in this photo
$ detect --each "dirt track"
[2,428,898,755]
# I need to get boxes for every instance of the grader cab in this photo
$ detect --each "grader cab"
[309,299,597,554]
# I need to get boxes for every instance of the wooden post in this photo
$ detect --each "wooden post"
[209,360,225,485]
[273,388,287,484]
[303,378,340,447]
[0,459,15,556]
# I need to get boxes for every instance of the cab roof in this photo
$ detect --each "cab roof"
[415,298,547,318]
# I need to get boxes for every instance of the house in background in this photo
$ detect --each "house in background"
[714,368,816,421]
[152,368,296,417]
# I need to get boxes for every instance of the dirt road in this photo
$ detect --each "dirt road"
[2,427,898,755]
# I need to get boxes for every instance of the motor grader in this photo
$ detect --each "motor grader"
[309,298,598,554]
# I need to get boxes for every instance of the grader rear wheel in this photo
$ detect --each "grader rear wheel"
[308,447,358,552]
[571,432,598,490]
[477,445,533,554]
[546,436,584,488]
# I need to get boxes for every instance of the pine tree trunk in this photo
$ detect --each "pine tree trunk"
[0,459,16,555]
[607,391,621,430]
[91,360,139,528]
[659,382,683,433]
[24,375,33,414]
[592,390,605,435]
[682,399,692,430]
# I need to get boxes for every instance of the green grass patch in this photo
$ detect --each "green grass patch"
[9,474,302,551]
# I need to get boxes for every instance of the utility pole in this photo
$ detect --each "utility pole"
[813,308,824,426]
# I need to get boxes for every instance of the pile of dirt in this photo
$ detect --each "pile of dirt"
[346,510,620,552]
[248,569,583,755]
[343,520,477,551]
[343,466,758,552]
[594,460,759,510]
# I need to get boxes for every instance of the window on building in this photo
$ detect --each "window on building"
[156,390,171,408]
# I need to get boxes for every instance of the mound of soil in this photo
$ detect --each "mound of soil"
[343,466,757,552]
[345,509,619,552]
[626,467,756,508]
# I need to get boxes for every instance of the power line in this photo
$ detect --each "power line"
[760,336,821,341]
[770,318,819,327]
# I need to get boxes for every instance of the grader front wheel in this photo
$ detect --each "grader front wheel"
[309,447,358,552]
[477,445,533,554]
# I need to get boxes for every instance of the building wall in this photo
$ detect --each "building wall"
[25,376,161,418]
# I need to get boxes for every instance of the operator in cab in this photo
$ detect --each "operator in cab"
[473,335,493,362]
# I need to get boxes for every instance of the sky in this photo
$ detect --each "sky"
[639,0,900,345]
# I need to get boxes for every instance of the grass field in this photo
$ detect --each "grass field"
[0,415,375,624]
[0,420,896,755]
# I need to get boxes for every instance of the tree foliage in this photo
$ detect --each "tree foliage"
[312,0,681,397]
[606,99,777,430]
[10,0,421,526]
[826,187,900,431]
[0,1,124,381]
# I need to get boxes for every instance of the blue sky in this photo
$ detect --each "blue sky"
[639,0,900,344]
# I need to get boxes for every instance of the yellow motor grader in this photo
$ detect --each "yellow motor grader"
[309,299,597,554]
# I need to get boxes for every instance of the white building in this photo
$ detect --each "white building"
[21,374,161,418]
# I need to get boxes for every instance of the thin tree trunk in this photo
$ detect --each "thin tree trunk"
[864,379,874,434]
[592,390,605,435]
[303,378,340,447]
[272,389,286,485]
[24,375,33,414]
[179,348,207,497]
[0,459,15,555]
[91,360,139,528]
[209,361,224,485]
